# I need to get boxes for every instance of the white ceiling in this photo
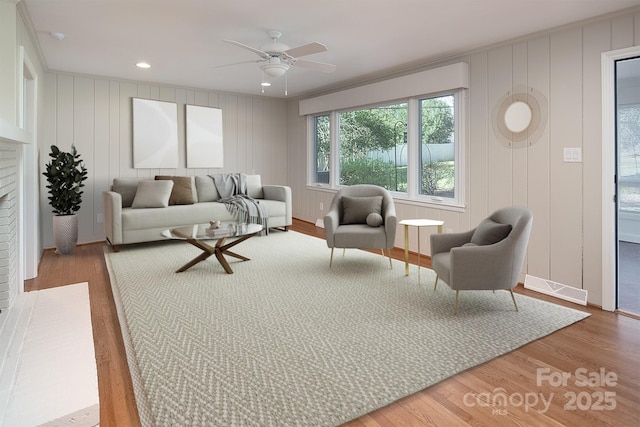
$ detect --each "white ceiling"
[23,0,640,99]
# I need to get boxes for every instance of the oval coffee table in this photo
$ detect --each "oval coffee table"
[162,222,264,274]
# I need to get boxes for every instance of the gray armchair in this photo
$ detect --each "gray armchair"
[324,185,397,268]
[430,206,533,314]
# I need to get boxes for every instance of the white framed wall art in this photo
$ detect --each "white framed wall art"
[132,98,179,168]
[186,104,223,168]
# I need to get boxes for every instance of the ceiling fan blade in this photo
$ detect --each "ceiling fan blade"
[294,59,336,73]
[210,60,260,70]
[223,39,270,59]
[284,42,328,58]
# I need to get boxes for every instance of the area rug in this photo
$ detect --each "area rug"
[104,231,589,426]
[1,283,99,427]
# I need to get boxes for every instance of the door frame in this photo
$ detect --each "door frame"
[18,46,40,281]
[601,45,640,312]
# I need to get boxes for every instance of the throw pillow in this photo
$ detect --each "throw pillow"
[341,196,383,224]
[246,174,264,199]
[131,180,174,208]
[112,178,141,208]
[366,212,383,227]
[155,176,195,205]
[470,219,512,245]
[195,175,219,202]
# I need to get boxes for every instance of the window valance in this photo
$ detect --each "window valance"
[299,62,469,116]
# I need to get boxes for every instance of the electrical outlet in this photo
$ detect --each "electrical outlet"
[97,213,103,223]
[320,202,324,211]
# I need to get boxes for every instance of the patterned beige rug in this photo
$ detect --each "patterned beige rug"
[104,231,589,426]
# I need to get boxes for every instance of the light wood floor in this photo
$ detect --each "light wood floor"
[25,219,640,427]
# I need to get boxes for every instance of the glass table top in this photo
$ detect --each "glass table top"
[162,221,263,240]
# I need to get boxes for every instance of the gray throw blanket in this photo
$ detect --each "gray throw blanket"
[210,173,268,235]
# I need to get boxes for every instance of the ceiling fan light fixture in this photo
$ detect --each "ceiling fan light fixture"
[261,63,289,78]
[222,30,335,95]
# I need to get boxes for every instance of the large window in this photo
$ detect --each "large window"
[420,95,456,199]
[338,103,407,191]
[310,91,463,207]
[313,115,330,184]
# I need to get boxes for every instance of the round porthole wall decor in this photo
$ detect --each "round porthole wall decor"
[504,101,532,133]
[492,87,548,148]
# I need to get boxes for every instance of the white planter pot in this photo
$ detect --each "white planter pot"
[53,214,78,255]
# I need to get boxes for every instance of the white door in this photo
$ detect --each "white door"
[602,46,640,313]
[615,57,640,316]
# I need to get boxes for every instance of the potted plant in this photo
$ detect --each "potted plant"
[43,144,88,255]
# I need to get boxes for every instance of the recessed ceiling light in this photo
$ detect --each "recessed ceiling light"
[50,32,65,40]
[136,62,151,69]
[261,81,271,87]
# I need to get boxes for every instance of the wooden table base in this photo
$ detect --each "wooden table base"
[176,232,257,274]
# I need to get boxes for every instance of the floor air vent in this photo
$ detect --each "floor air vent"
[524,275,588,306]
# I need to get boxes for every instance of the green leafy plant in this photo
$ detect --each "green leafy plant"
[43,145,88,215]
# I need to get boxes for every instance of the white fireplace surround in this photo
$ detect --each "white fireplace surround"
[0,119,30,312]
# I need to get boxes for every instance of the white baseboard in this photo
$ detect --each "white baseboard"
[524,274,588,306]
[315,219,325,228]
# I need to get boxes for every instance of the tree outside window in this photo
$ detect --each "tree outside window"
[310,90,462,206]
[313,115,330,183]
[338,104,407,191]
[420,95,455,198]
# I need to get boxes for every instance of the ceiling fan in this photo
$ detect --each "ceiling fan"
[219,30,336,90]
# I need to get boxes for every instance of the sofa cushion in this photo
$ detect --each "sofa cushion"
[113,177,141,208]
[341,196,383,225]
[470,219,512,245]
[131,180,174,208]
[258,199,285,217]
[155,175,196,205]
[122,202,235,231]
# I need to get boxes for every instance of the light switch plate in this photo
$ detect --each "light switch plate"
[563,148,582,163]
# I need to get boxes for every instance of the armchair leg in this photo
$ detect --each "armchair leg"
[434,275,439,291]
[329,248,335,268]
[454,290,459,315]
[381,249,392,269]
[509,289,519,312]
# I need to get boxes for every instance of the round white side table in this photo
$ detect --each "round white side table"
[398,219,444,283]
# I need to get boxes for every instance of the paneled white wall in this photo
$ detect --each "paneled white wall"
[40,75,288,247]
[288,9,640,306]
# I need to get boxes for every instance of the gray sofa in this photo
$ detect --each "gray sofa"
[103,174,291,250]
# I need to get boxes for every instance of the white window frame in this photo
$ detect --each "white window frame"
[413,90,465,208]
[307,114,332,187]
[307,90,466,209]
